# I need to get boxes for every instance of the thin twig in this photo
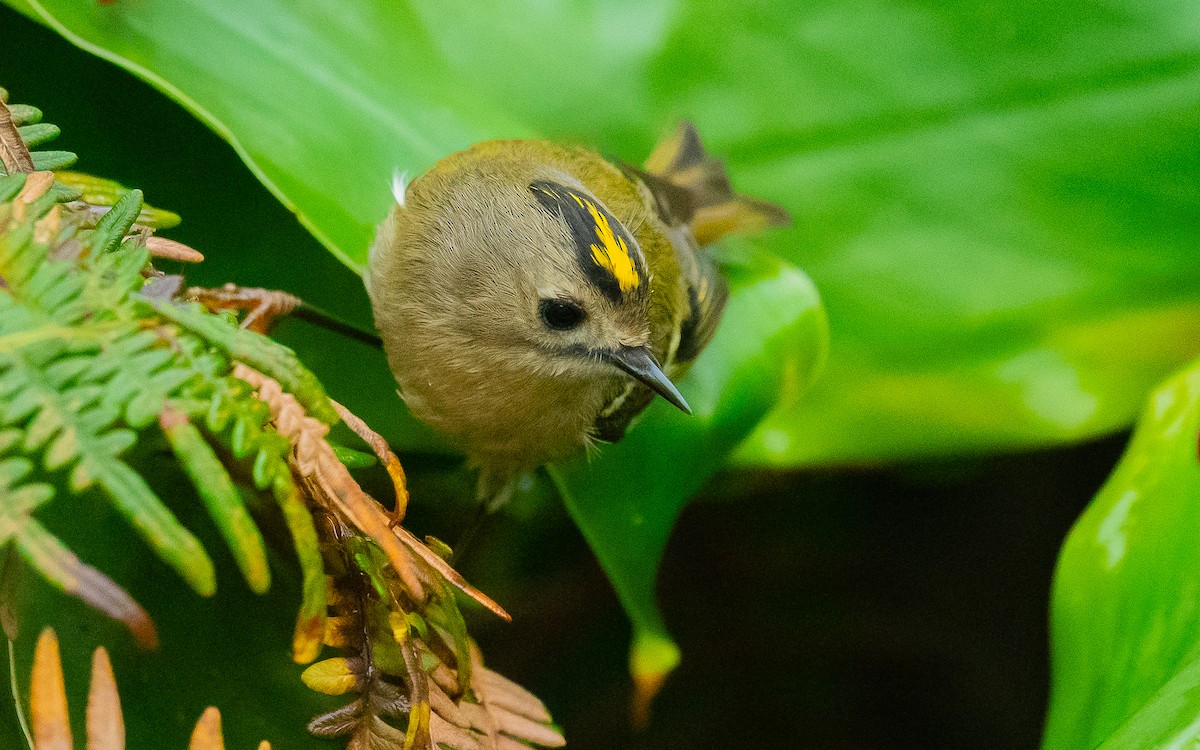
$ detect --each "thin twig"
[8,639,34,750]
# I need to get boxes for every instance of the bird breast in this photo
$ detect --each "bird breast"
[392,340,623,473]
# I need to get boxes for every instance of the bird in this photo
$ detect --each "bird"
[365,122,790,510]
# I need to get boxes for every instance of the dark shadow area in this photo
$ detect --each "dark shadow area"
[469,438,1123,750]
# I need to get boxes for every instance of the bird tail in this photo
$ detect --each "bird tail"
[643,121,791,246]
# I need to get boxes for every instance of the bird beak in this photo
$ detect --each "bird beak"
[607,346,692,414]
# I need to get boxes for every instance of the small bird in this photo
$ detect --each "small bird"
[366,123,789,509]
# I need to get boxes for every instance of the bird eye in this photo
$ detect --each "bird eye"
[539,299,587,331]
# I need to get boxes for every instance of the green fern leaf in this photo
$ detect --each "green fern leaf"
[0,430,156,648]
[6,104,40,126]
[1,346,217,596]
[28,151,76,172]
[162,413,271,594]
[145,298,339,425]
[16,124,60,148]
[0,173,25,202]
[89,189,143,256]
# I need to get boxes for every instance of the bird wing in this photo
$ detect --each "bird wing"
[672,243,729,366]
[643,121,791,246]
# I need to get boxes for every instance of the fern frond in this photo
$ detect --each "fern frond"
[0,430,157,649]
[148,299,338,425]
[15,124,59,149]
[0,97,287,625]
[25,628,270,750]
[0,89,563,748]
[0,88,77,177]
[55,172,181,230]
[229,369,562,749]
[160,408,270,594]
[0,334,217,596]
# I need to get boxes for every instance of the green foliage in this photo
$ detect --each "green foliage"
[0,96,332,652]
[551,249,826,684]
[8,0,839,671]
[15,2,1200,680]
[1044,357,1200,749]
[5,1,1200,747]
[0,89,561,750]
[1,192,208,599]
[14,0,1200,472]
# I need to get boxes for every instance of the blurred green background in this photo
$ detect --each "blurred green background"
[2,1,1200,748]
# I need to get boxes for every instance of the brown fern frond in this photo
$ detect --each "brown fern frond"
[235,363,510,621]
[229,366,562,749]
[330,399,409,521]
[26,628,270,750]
[30,629,70,750]
[0,90,34,174]
[87,647,123,750]
[144,237,204,264]
[187,708,271,750]
[232,363,426,600]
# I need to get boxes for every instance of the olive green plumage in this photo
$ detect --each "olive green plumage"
[366,123,788,504]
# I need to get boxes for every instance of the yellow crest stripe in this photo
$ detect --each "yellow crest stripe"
[530,179,646,302]
[571,194,641,293]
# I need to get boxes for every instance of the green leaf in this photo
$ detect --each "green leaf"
[161,415,271,595]
[722,1,1200,466]
[88,189,143,256]
[20,0,524,270]
[551,248,826,686]
[1044,357,1200,749]
[13,0,834,670]
[17,0,1200,472]
[0,173,26,203]
[143,299,338,425]
[270,472,326,664]
[2,348,217,598]
[16,122,59,148]
[28,150,75,171]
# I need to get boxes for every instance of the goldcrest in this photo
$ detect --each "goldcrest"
[366,123,789,505]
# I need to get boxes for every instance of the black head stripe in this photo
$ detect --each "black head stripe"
[530,180,646,303]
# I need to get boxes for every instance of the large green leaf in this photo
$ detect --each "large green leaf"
[13,0,527,268]
[17,0,1200,473]
[11,0,831,682]
[11,0,1200,719]
[1044,357,1200,749]
[727,1,1200,465]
